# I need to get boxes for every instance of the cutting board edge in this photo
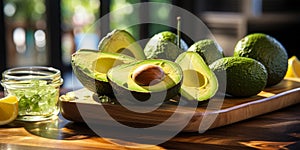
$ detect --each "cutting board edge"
[183,87,300,132]
[59,79,300,132]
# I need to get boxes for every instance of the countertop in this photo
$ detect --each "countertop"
[0,91,300,150]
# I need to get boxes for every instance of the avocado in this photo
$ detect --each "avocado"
[71,49,136,96]
[175,51,218,101]
[209,57,267,97]
[98,29,146,60]
[144,31,188,61]
[107,59,183,103]
[234,33,288,86]
[187,39,223,65]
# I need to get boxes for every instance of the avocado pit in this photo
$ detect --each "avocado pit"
[132,64,165,86]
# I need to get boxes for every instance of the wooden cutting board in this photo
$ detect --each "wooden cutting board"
[59,78,300,132]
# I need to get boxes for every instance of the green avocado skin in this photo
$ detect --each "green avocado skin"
[234,33,288,86]
[72,64,114,97]
[209,57,268,97]
[109,79,182,103]
[188,39,223,65]
[144,31,188,61]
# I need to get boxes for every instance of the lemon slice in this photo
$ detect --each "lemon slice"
[285,56,300,78]
[0,95,18,125]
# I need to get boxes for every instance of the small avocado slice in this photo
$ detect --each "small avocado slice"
[107,59,183,103]
[98,29,146,60]
[187,39,223,65]
[209,57,267,97]
[71,49,136,96]
[175,51,218,101]
[144,31,188,61]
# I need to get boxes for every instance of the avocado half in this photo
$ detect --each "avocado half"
[175,51,218,101]
[71,49,136,96]
[107,59,183,104]
[98,29,146,60]
[144,31,188,61]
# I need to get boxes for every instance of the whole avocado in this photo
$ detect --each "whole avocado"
[144,31,188,61]
[234,33,288,86]
[187,39,224,65]
[209,57,268,97]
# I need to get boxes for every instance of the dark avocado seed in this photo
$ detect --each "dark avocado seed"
[132,64,165,86]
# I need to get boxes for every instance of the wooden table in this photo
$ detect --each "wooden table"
[1,92,300,150]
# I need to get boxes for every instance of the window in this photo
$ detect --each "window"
[61,0,100,66]
[0,0,178,89]
[3,0,47,67]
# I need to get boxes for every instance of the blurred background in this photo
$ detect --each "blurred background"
[0,0,300,89]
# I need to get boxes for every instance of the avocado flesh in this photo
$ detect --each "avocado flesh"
[187,39,223,65]
[144,31,188,61]
[209,57,267,97]
[175,51,218,101]
[71,49,136,96]
[98,29,146,60]
[234,33,288,86]
[107,59,183,102]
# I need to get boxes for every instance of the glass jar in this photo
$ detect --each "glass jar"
[1,66,63,121]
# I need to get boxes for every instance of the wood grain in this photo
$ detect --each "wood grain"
[1,97,300,149]
[60,78,300,132]
[0,118,164,150]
